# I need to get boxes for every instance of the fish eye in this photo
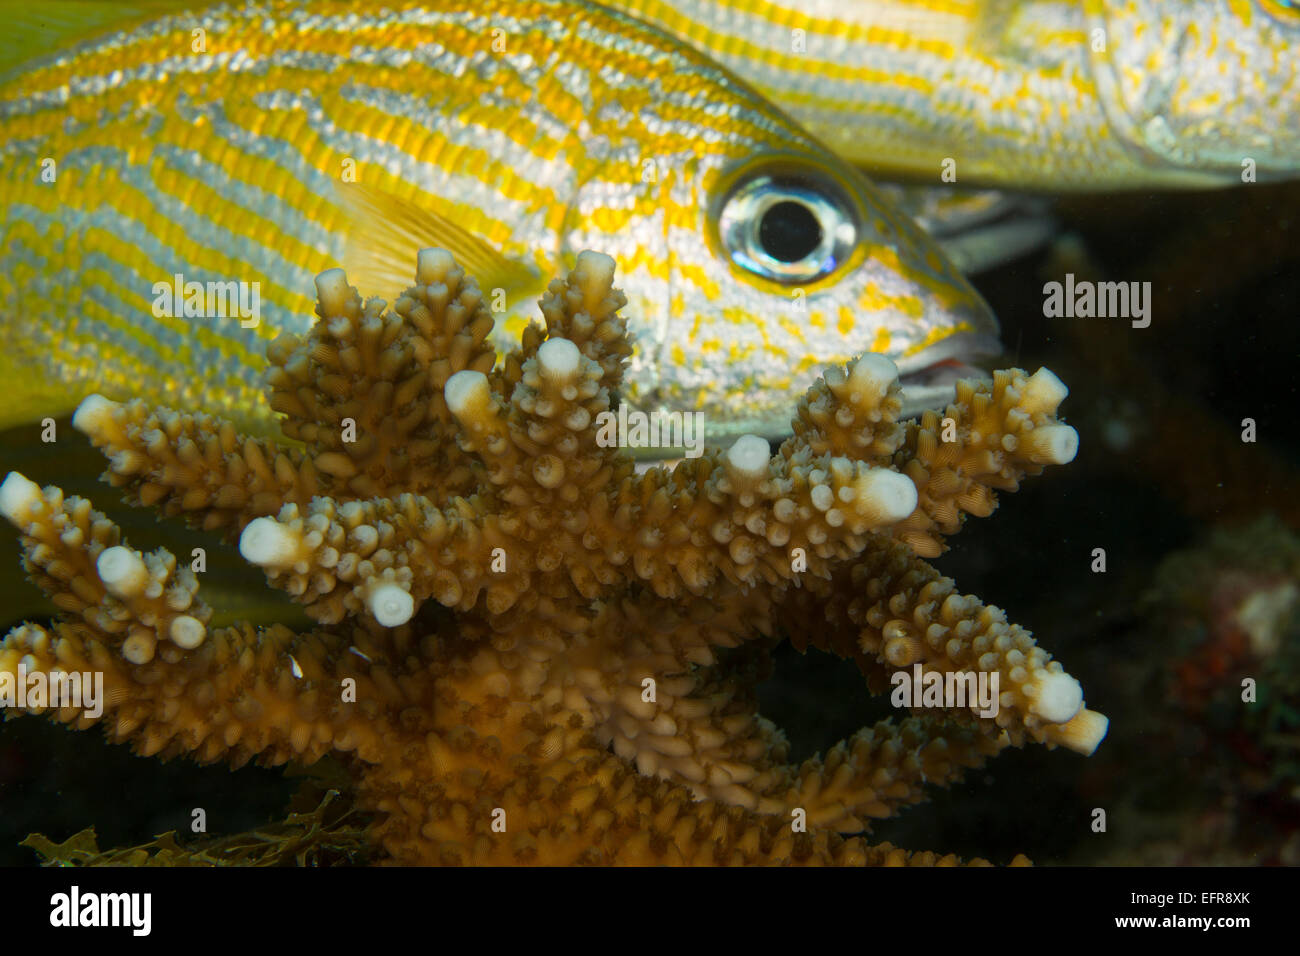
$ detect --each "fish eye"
[715,165,859,285]
[759,201,822,262]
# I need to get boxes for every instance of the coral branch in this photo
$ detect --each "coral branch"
[266,250,493,501]
[888,369,1080,557]
[0,618,414,766]
[777,536,1108,755]
[72,395,316,534]
[236,495,507,623]
[3,247,1103,866]
[0,473,211,663]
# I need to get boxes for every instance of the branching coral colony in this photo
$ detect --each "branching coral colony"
[0,249,1106,865]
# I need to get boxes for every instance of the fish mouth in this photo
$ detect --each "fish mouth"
[894,332,1002,420]
[625,331,1004,459]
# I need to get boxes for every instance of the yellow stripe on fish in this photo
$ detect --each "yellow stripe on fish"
[0,0,996,442]
[609,0,1300,188]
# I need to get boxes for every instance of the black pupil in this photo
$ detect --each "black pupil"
[758,200,822,263]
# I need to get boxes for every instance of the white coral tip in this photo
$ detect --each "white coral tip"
[444,370,491,419]
[169,614,207,650]
[71,394,119,436]
[368,582,414,627]
[848,353,899,395]
[1026,424,1079,465]
[856,469,918,525]
[97,546,149,598]
[416,247,455,284]
[726,435,770,481]
[1021,367,1069,415]
[1046,707,1109,756]
[574,250,616,291]
[314,267,352,316]
[0,472,42,525]
[1030,670,1084,723]
[239,517,301,569]
[537,338,581,382]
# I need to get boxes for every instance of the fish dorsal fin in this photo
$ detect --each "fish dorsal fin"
[336,181,541,302]
[0,0,220,79]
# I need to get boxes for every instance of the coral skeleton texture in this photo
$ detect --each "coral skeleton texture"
[0,249,1105,864]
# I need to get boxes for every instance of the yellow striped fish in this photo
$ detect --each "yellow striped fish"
[610,0,1300,188]
[0,0,997,445]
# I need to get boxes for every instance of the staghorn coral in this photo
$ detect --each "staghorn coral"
[0,249,1105,865]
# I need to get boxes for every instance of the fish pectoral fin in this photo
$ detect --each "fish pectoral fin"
[335,181,539,300]
[0,315,81,429]
[0,0,220,78]
[875,182,1059,275]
